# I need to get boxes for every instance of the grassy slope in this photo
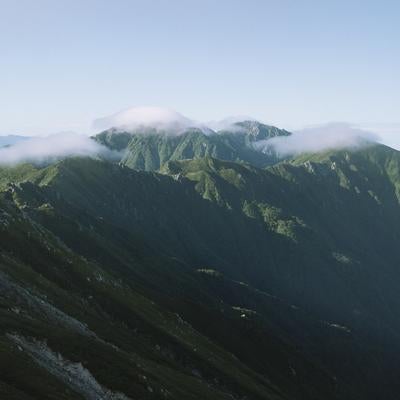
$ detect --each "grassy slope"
[1,144,400,398]
[0,192,289,400]
[0,160,340,400]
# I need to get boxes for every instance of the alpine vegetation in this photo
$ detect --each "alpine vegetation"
[2,1,399,398]
[1,108,400,399]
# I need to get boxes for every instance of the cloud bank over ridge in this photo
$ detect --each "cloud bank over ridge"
[0,107,391,166]
[0,133,116,166]
[255,123,380,156]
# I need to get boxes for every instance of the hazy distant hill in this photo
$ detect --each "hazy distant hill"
[0,135,29,148]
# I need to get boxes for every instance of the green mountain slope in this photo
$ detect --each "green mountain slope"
[94,121,291,171]
[1,143,400,398]
[161,145,400,316]
[0,160,341,400]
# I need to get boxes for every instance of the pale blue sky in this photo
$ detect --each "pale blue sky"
[1,0,399,140]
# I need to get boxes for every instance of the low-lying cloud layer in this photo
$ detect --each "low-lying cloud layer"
[92,107,386,154]
[255,123,380,156]
[0,107,388,166]
[0,133,114,166]
[93,106,203,134]
[206,116,257,132]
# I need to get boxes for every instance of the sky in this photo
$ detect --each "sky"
[0,0,399,147]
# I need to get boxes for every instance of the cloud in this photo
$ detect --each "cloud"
[206,116,257,132]
[92,106,204,134]
[0,133,116,166]
[254,122,380,156]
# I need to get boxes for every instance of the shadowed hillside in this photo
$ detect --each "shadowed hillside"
[1,143,400,398]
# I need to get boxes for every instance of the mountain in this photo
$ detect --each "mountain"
[0,158,337,400]
[1,143,400,398]
[94,121,291,171]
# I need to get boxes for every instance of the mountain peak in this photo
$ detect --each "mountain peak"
[93,106,202,134]
[231,120,292,141]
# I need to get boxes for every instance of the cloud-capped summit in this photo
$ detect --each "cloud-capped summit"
[92,106,203,134]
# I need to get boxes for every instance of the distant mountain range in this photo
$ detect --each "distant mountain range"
[1,121,400,399]
[0,135,29,148]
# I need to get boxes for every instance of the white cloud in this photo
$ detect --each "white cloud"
[254,122,380,156]
[206,116,257,132]
[0,133,115,165]
[2,107,393,167]
[92,106,204,134]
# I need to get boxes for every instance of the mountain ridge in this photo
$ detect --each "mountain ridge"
[1,142,400,398]
[94,120,291,171]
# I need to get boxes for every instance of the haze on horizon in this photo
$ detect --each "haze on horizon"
[0,0,399,147]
